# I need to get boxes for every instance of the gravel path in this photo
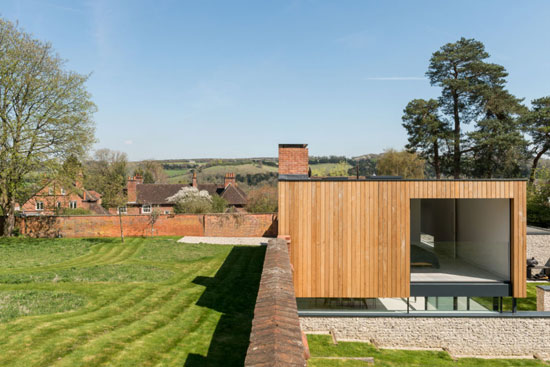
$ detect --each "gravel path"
[177,236,273,246]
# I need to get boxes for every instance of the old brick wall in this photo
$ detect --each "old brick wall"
[301,316,550,358]
[14,213,277,238]
[205,214,277,237]
[245,238,306,367]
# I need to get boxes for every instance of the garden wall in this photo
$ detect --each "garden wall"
[8,213,277,238]
[245,238,307,366]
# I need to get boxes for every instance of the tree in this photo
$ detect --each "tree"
[522,96,550,184]
[0,19,96,235]
[167,187,213,214]
[402,99,449,178]
[211,195,228,213]
[467,89,528,178]
[426,38,508,178]
[149,209,161,237]
[376,149,425,178]
[246,185,278,213]
[84,149,127,242]
[85,149,128,208]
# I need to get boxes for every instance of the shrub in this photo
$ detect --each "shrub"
[211,195,228,213]
[246,185,277,213]
[167,187,213,214]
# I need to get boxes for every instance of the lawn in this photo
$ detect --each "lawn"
[307,334,547,367]
[0,237,265,366]
[474,282,550,311]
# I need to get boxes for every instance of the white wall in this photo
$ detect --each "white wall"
[456,199,510,280]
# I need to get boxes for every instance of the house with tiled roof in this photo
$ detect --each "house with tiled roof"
[115,172,247,215]
[17,177,108,215]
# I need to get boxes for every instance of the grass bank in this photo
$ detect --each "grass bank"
[307,334,546,366]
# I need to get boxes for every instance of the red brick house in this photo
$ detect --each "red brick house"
[113,172,247,215]
[17,179,108,215]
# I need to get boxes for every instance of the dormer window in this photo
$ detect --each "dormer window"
[69,201,77,209]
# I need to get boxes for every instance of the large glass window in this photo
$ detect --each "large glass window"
[410,199,510,283]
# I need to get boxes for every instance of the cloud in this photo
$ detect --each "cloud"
[366,77,427,81]
[124,140,133,145]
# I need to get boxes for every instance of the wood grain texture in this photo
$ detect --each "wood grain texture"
[278,180,527,298]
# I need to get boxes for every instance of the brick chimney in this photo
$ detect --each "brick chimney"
[127,175,143,203]
[192,172,198,188]
[224,173,236,188]
[278,144,309,178]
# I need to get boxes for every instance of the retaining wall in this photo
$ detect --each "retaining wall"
[301,316,550,358]
[9,213,277,238]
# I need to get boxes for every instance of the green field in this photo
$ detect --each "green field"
[307,334,546,366]
[474,282,550,311]
[0,237,265,366]
[164,163,278,183]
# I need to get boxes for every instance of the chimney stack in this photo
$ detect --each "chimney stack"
[278,144,309,178]
[192,172,198,188]
[127,175,143,203]
[224,173,236,188]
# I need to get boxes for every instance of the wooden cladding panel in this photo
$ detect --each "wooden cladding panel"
[279,180,527,299]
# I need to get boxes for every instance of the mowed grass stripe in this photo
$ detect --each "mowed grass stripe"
[1,243,126,275]
[43,259,224,366]
[0,261,204,358]
[54,293,215,367]
[0,258,222,365]
[0,238,263,366]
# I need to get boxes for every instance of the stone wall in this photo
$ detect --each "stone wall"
[538,286,550,312]
[301,316,550,358]
[245,238,306,366]
[11,213,277,238]
[527,234,550,265]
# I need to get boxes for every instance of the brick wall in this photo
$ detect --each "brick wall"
[278,144,309,176]
[245,238,307,366]
[10,213,277,238]
[205,214,277,237]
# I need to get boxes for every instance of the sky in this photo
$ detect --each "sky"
[1,1,549,161]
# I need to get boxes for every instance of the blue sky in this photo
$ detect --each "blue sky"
[2,1,549,160]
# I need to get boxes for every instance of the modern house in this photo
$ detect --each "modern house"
[277,144,527,312]
[18,179,108,215]
[116,172,247,215]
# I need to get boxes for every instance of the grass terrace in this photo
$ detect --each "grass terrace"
[307,334,547,366]
[0,237,265,366]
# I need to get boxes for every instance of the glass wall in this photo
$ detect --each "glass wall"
[297,297,494,313]
[410,199,511,283]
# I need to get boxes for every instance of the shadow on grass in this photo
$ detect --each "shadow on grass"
[184,245,266,367]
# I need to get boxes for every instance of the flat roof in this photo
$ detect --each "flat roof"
[278,177,528,182]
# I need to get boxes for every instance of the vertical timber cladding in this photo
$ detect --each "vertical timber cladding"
[278,180,527,299]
